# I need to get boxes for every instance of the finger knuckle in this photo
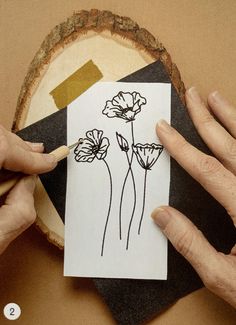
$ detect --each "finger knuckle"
[175,229,195,258]
[197,155,221,177]
[198,114,215,129]
[175,139,192,159]
[224,138,236,161]
[16,202,36,226]
[18,152,36,174]
[203,271,223,292]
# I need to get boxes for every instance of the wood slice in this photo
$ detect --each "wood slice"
[13,9,185,249]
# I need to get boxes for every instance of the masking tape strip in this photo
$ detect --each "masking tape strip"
[50,60,103,109]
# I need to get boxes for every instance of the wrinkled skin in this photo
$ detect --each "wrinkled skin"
[152,88,236,309]
[0,126,57,254]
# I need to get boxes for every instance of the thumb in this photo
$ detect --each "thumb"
[151,206,220,284]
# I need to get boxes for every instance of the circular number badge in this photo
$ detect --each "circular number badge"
[3,303,21,320]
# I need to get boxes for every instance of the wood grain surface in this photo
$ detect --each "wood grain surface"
[11,8,185,249]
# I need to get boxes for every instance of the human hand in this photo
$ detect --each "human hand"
[0,125,57,254]
[152,88,236,308]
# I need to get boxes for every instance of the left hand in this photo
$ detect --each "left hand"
[152,88,236,308]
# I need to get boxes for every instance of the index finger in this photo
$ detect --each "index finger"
[156,120,236,225]
[2,145,57,174]
[0,127,57,174]
[2,125,45,153]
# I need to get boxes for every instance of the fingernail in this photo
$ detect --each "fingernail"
[24,176,37,192]
[210,90,225,104]
[187,87,201,103]
[31,143,44,150]
[44,154,57,165]
[151,207,171,229]
[157,119,172,133]
[26,142,44,148]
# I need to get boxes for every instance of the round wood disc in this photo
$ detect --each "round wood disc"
[13,9,185,249]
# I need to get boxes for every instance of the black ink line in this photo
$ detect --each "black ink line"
[119,167,129,240]
[131,121,135,149]
[74,128,110,163]
[129,121,135,167]
[101,159,113,257]
[138,169,148,235]
[126,151,137,250]
[118,121,136,242]
[102,91,147,122]
[125,121,137,249]
[116,132,130,239]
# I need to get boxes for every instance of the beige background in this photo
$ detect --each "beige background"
[0,1,236,324]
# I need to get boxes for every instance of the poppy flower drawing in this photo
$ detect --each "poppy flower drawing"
[132,143,163,170]
[103,91,147,245]
[72,85,167,259]
[133,143,164,235]
[102,91,147,122]
[74,129,112,257]
[74,129,110,162]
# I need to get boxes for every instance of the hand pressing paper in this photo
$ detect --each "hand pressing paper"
[64,82,171,279]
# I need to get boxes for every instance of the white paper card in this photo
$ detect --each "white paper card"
[64,82,171,279]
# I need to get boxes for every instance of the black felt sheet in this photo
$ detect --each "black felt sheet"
[19,108,67,222]
[17,61,236,325]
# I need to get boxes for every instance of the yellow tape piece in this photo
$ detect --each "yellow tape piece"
[50,60,103,109]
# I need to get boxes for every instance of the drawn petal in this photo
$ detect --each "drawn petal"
[74,139,93,155]
[112,92,134,109]
[102,101,121,118]
[100,137,110,151]
[125,110,136,121]
[96,137,110,160]
[132,103,142,113]
[132,143,163,169]
[96,151,107,160]
[146,155,156,169]
[132,92,147,113]
[75,150,95,163]
[132,145,146,169]
[132,92,147,106]
[147,145,163,168]
[86,129,103,145]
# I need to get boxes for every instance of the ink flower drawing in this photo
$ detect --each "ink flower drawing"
[74,129,112,257]
[133,143,164,234]
[103,91,147,122]
[132,143,163,170]
[74,129,109,162]
[74,92,165,257]
[103,91,147,247]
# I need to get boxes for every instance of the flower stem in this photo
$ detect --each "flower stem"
[138,169,148,235]
[131,121,135,148]
[101,159,113,257]
[126,152,137,250]
[119,168,129,240]
[118,121,135,241]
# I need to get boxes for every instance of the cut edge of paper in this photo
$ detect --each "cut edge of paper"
[64,82,170,280]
